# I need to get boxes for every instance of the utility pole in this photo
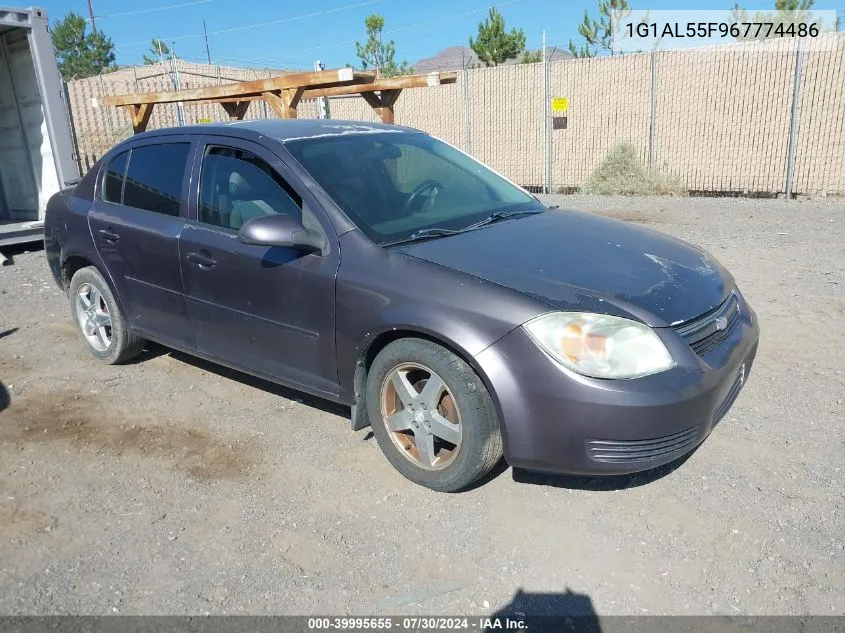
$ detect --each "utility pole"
[203,20,211,64]
[87,0,96,32]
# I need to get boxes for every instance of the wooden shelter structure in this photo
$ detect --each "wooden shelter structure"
[98,68,457,133]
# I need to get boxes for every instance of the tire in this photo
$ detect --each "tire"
[366,338,503,492]
[68,266,145,364]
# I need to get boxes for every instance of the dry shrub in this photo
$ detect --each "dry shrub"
[580,143,687,196]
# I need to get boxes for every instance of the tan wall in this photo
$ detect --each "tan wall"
[67,33,845,195]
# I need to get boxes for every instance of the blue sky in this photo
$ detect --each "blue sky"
[36,0,845,69]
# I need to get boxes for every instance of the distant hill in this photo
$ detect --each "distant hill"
[411,45,572,73]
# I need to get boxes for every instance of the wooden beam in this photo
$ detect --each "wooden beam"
[99,68,375,107]
[359,92,381,110]
[124,103,154,133]
[109,69,458,132]
[262,92,288,119]
[283,86,305,112]
[302,72,456,100]
[381,89,402,108]
[263,87,306,119]
[186,72,457,105]
[220,100,250,120]
[361,89,402,124]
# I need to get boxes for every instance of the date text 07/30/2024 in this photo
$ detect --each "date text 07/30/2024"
[307,616,528,631]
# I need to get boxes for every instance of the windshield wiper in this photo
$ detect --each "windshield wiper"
[381,208,544,247]
[461,208,545,231]
[381,227,464,247]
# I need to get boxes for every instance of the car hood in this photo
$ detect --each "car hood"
[396,209,731,327]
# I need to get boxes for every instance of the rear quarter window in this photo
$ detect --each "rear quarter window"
[103,151,129,203]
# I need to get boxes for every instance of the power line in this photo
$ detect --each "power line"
[97,0,213,21]
[115,0,383,49]
[239,0,523,66]
[193,54,312,69]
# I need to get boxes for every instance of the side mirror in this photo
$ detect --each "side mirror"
[238,214,323,253]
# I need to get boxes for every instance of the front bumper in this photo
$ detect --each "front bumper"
[474,296,760,475]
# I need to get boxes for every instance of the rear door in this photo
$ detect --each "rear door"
[89,137,194,348]
[180,135,339,397]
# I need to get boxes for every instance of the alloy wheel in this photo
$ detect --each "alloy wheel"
[75,283,113,352]
[380,362,462,470]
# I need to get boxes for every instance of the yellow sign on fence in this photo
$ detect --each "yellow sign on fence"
[551,97,569,112]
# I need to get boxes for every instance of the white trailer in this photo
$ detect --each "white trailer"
[0,6,78,247]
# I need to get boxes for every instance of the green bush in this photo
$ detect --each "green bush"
[580,143,687,196]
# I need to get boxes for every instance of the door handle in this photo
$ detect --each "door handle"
[97,229,120,243]
[187,252,217,269]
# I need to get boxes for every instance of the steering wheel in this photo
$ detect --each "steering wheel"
[401,179,443,215]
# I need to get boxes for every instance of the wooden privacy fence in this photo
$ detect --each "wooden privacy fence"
[66,33,845,196]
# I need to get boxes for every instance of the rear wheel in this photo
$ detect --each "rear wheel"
[69,266,145,364]
[366,338,503,492]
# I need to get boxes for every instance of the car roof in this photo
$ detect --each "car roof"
[131,119,421,144]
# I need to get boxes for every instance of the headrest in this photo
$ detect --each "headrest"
[228,166,272,199]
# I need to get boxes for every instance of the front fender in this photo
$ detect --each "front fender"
[335,230,548,404]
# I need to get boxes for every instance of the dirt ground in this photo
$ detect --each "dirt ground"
[0,195,843,616]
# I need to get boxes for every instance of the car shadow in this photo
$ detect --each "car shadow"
[511,448,697,491]
[138,342,349,418]
[121,343,695,491]
[460,459,511,491]
[487,588,601,632]
[122,341,170,364]
[0,381,10,414]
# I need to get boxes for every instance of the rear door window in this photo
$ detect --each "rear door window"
[122,143,191,217]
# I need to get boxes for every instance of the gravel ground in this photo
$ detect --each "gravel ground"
[0,195,843,617]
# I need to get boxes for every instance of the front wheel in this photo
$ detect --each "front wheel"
[366,338,503,492]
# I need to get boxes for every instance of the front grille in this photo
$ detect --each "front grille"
[587,426,700,464]
[712,363,745,426]
[674,293,740,356]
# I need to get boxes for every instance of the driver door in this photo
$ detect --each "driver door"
[180,136,340,398]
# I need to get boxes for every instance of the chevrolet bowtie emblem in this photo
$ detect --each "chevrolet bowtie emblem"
[715,315,728,331]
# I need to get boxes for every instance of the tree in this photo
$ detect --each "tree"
[469,7,527,66]
[568,0,632,58]
[142,39,174,65]
[354,14,411,77]
[51,12,116,80]
[731,0,818,40]
[521,49,543,64]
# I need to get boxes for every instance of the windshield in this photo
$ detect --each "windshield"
[284,131,542,245]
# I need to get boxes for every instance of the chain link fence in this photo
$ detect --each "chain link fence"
[66,32,844,196]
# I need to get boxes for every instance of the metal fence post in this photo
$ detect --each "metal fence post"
[785,38,805,199]
[314,60,331,119]
[648,50,658,169]
[542,30,551,194]
[170,57,186,126]
[462,68,472,155]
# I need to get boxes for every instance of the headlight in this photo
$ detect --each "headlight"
[523,312,675,379]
